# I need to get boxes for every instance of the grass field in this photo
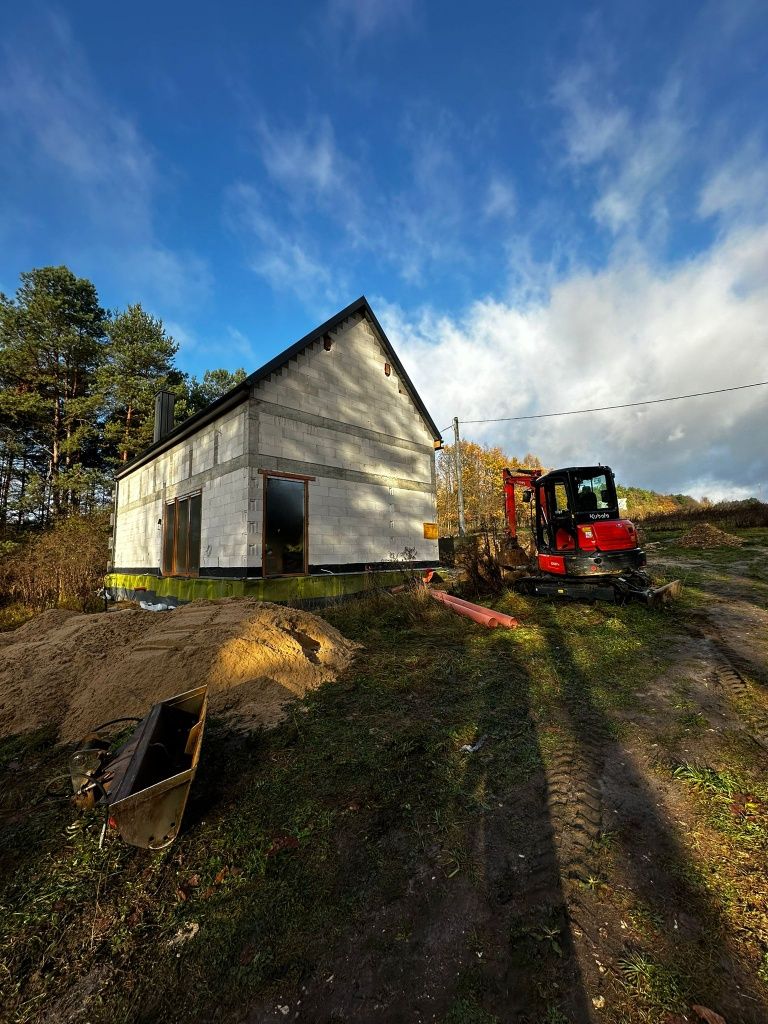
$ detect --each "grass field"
[1,529,767,1023]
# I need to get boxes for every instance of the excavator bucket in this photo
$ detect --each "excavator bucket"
[71,685,207,850]
[642,578,683,607]
[498,536,535,570]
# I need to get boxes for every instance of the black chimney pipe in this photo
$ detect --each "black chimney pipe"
[153,391,176,444]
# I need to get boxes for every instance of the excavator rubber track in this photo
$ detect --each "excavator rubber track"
[514,570,682,606]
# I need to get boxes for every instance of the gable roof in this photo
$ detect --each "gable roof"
[116,296,442,479]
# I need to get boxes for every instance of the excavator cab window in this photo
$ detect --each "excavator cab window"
[553,482,570,513]
[535,483,549,551]
[552,479,576,551]
[538,477,576,552]
[572,471,615,512]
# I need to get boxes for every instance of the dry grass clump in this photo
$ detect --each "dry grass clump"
[0,512,109,611]
[680,522,743,549]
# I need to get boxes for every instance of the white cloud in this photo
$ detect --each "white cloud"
[224,326,257,367]
[121,246,211,310]
[0,16,153,234]
[236,105,504,295]
[699,137,768,224]
[551,65,629,167]
[380,223,768,497]
[239,114,369,284]
[226,183,337,301]
[592,90,686,236]
[484,177,517,221]
[679,478,757,504]
[550,3,768,244]
[552,66,688,239]
[164,320,198,356]
[382,121,468,284]
[257,116,353,203]
[0,13,208,308]
[324,0,415,41]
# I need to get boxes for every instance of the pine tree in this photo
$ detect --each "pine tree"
[0,266,107,521]
[99,304,178,463]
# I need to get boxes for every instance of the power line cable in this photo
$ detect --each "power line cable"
[440,379,768,432]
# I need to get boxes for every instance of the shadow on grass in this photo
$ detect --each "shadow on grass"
[0,590,593,1024]
[538,603,768,1023]
[4,586,766,1023]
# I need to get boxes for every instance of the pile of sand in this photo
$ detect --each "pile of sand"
[0,599,359,742]
[679,523,743,549]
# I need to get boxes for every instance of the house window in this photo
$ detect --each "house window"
[262,473,308,576]
[163,492,202,576]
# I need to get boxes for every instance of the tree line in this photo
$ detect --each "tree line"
[436,442,543,536]
[0,265,246,536]
[0,263,715,545]
[436,442,704,536]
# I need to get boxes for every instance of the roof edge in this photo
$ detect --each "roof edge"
[116,296,442,480]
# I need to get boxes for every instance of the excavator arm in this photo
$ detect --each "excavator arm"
[502,467,539,540]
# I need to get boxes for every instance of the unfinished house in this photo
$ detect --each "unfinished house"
[107,297,443,604]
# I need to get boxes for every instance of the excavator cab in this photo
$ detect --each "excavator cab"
[536,467,621,549]
[530,465,645,577]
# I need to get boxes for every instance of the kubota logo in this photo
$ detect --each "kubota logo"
[588,513,610,520]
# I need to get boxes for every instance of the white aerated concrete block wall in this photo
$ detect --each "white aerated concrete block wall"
[113,404,247,571]
[251,313,439,568]
[305,478,437,564]
[112,498,162,569]
[199,465,249,570]
[113,310,440,576]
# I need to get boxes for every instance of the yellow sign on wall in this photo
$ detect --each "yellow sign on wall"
[423,522,439,540]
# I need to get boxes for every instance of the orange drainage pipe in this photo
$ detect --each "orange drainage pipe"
[441,593,520,629]
[429,589,503,629]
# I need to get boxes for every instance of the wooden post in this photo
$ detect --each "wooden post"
[452,417,466,536]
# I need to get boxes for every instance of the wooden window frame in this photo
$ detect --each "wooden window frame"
[261,471,310,577]
[162,490,202,578]
[257,469,316,482]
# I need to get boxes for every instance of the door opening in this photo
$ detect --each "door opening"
[162,492,202,576]
[263,475,307,575]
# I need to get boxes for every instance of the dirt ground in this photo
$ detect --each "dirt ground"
[247,539,768,1024]
[1,533,767,1024]
[0,598,359,742]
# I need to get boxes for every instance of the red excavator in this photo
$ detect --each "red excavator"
[501,464,681,605]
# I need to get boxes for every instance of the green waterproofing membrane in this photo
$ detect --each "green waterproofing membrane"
[105,570,408,605]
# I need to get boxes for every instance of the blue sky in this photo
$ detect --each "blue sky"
[1,1,767,497]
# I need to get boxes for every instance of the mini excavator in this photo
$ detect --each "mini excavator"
[500,464,681,605]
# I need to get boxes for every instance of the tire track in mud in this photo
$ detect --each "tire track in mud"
[685,617,768,752]
[520,717,608,911]
[546,724,605,884]
[713,660,768,752]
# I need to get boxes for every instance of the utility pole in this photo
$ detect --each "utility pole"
[452,416,466,536]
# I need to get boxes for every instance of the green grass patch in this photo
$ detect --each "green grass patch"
[1,554,767,1022]
[619,950,686,1012]
[672,762,740,797]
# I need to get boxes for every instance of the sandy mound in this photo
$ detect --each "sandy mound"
[680,523,743,549]
[0,599,359,742]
